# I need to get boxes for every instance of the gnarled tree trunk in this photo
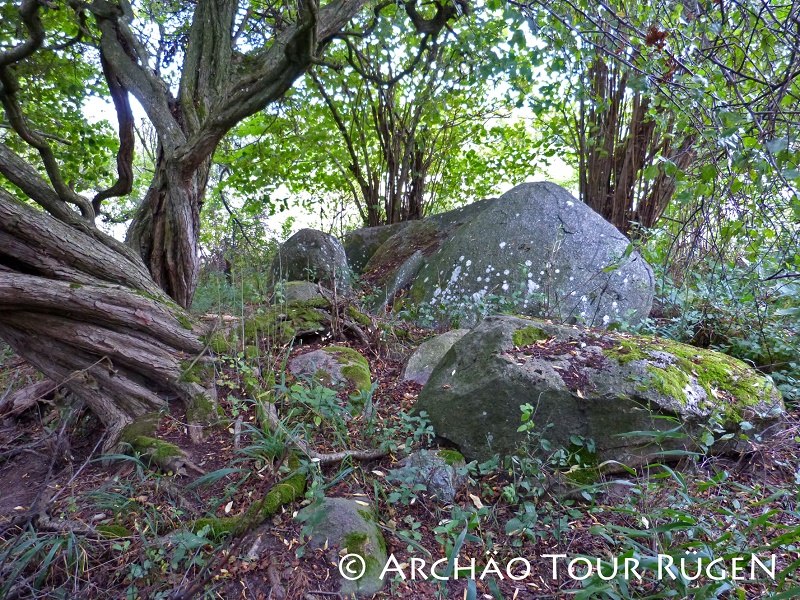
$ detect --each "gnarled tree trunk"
[0,190,214,448]
[126,158,211,309]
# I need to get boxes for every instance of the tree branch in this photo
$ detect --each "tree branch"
[175,0,368,175]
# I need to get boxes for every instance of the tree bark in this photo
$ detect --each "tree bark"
[126,157,211,310]
[0,191,214,448]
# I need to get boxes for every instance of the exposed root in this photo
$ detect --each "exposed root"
[0,379,55,417]
[263,402,387,465]
[122,434,205,476]
[190,468,307,540]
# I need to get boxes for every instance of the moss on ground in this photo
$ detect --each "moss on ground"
[185,392,217,424]
[179,359,213,384]
[96,524,132,538]
[203,331,231,354]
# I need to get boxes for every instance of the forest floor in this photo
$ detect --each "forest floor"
[0,307,799,599]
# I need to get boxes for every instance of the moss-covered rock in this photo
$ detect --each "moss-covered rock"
[289,345,372,393]
[296,497,387,597]
[242,298,331,346]
[414,315,785,471]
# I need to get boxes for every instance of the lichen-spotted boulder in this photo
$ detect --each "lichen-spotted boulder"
[408,183,654,328]
[270,228,351,294]
[414,315,785,469]
[402,329,470,385]
[288,346,371,393]
[360,199,494,305]
[297,497,387,597]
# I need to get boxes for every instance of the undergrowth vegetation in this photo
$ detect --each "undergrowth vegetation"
[1,223,797,599]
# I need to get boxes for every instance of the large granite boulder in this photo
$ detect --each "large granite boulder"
[270,228,351,294]
[297,497,387,597]
[414,316,785,469]
[360,200,494,310]
[354,183,653,327]
[407,183,654,327]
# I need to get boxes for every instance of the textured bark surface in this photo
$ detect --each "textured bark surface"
[126,160,210,309]
[578,57,695,236]
[0,193,213,447]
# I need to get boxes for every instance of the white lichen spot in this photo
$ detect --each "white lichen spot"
[499,242,507,249]
[459,255,465,262]
[527,280,539,294]
[567,200,574,206]
[477,276,482,282]
[502,283,509,291]
[503,269,510,276]
[466,259,472,267]
[602,315,610,324]
[471,289,487,303]
[525,260,532,267]
[449,266,462,284]
[555,269,560,274]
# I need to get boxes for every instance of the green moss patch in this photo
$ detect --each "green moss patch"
[437,448,465,466]
[602,335,778,421]
[244,299,330,346]
[322,346,372,392]
[96,524,132,538]
[347,305,372,327]
[191,469,306,540]
[512,325,549,347]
